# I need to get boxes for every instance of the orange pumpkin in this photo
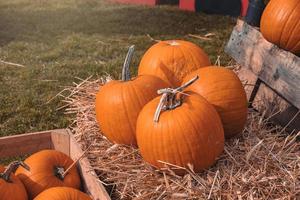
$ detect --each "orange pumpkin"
[0,162,29,200]
[260,0,300,54]
[16,150,81,199]
[183,66,248,138]
[138,40,211,87]
[136,77,224,174]
[34,187,91,200]
[95,46,168,146]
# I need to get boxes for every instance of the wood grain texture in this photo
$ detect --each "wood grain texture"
[51,130,70,156]
[69,130,111,200]
[0,131,52,158]
[235,66,299,132]
[235,66,258,99]
[225,19,300,108]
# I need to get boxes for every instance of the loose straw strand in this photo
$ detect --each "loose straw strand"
[62,144,93,177]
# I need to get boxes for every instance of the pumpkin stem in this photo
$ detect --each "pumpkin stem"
[55,144,92,179]
[121,45,135,81]
[0,161,30,182]
[153,76,199,122]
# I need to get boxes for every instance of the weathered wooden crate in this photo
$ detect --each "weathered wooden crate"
[225,19,300,132]
[0,129,111,200]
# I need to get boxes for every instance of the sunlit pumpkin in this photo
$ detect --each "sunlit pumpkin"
[260,0,300,54]
[0,162,29,200]
[95,46,168,146]
[138,40,211,87]
[136,77,224,174]
[34,187,91,200]
[183,66,248,138]
[16,150,81,199]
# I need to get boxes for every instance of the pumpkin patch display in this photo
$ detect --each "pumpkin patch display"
[260,0,300,54]
[15,150,81,199]
[0,162,29,200]
[34,187,91,200]
[95,46,168,146]
[136,76,224,174]
[138,40,211,87]
[183,66,248,138]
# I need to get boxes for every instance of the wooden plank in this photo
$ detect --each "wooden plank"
[252,83,299,132]
[69,130,111,200]
[235,67,258,99]
[225,19,300,108]
[51,129,70,156]
[0,131,52,158]
[252,83,289,115]
[235,67,299,132]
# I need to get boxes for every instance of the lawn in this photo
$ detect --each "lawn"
[0,0,235,136]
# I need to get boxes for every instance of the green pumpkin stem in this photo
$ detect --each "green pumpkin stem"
[121,45,135,81]
[0,161,30,182]
[153,76,199,122]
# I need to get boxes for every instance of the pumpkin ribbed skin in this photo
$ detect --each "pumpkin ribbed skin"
[138,40,211,87]
[95,75,168,146]
[16,150,81,199]
[136,92,224,174]
[184,66,248,138]
[260,0,300,54]
[34,187,91,200]
[0,166,28,200]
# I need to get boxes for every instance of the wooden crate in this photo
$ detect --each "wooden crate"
[225,19,300,132]
[0,129,111,200]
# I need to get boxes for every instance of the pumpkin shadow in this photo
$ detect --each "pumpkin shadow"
[158,61,179,86]
[16,173,46,199]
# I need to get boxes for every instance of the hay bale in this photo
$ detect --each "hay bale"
[61,76,300,199]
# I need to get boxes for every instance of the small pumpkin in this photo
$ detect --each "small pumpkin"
[16,150,81,199]
[138,40,211,87]
[95,46,168,146]
[260,0,300,54]
[34,187,91,200]
[0,161,29,200]
[183,66,248,138]
[136,77,224,174]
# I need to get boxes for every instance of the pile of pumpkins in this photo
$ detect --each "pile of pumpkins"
[95,40,248,174]
[0,150,91,200]
[260,0,300,55]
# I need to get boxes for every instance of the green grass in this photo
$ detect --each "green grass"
[0,0,235,136]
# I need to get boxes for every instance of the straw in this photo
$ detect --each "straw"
[61,75,300,200]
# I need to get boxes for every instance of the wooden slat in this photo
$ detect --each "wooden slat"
[235,67,299,132]
[69,130,111,200]
[51,129,70,156]
[0,131,52,158]
[225,19,300,108]
[235,67,258,99]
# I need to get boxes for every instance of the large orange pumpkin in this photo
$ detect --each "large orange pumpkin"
[0,162,29,200]
[136,77,224,174]
[34,187,91,200]
[183,66,248,138]
[16,150,81,199]
[260,0,300,54]
[95,46,168,146]
[138,40,211,87]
